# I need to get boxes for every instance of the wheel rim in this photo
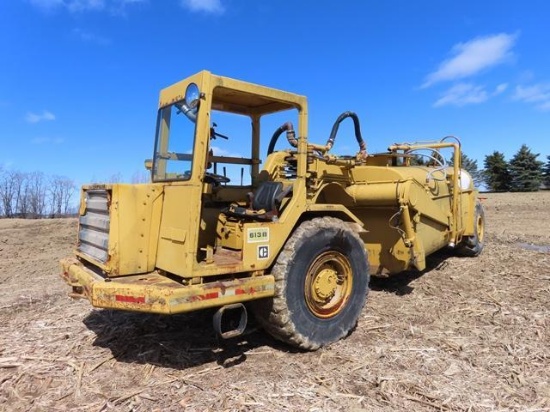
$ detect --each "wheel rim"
[304,251,353,319]
[476,212,484,243]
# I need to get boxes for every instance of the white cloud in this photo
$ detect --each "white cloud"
[211,146,242,157]
[493,83,508,95]
[513,83,550,111]
[181,0,224,14]
[434,83,488,107]
[513,83,550,103]
[25,110,56,123]
[422,33,517,88]
[433,82,509,108]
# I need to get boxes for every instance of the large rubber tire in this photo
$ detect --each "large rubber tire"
[252,217,370,350]
[457,201,485,257]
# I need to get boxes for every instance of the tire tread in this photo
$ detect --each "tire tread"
[253,217,369,350]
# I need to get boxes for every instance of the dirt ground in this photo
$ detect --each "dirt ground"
[0,192,549,412]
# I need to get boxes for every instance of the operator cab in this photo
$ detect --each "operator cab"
[151,72,306,263]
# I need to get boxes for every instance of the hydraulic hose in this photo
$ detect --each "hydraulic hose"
[326,111,367,154]
[267,121,297,155]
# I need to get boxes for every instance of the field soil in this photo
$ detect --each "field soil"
[0,192,549,411]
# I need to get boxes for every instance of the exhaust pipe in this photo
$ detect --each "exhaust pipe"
[213,303,248,339]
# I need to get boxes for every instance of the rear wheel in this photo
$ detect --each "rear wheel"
[252,217,370,350]
[457,201,485,257]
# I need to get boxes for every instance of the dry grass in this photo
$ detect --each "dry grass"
[0,192,549,411]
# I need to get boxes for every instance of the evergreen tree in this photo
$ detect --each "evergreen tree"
[450,151,483,188]
[509,144,543,192]
[410,154,426,166]
[543,155,550,188]
[483,151,511,192]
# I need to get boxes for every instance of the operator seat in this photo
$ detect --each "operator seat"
[225,181,292,220]
[251,181,283,212]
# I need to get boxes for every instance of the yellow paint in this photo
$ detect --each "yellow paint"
[61,70,481,317]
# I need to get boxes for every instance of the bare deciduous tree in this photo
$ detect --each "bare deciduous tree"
[27,171,47,217]
[48,175,77,217]
[60,177,76,215]
[0,166,4,216]
[108,172,123,183]
[49,175,64,216]
[0,169,76,218]
[0,170,26,217]
[16,173,30,217]
[131,170,150,184]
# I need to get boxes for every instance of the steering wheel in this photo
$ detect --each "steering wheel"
[204,172,230,185]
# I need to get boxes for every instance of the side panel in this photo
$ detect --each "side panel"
[156,184,202,277]
[352,208,410,275]
[111,184,164,275]
[76,184,164,276]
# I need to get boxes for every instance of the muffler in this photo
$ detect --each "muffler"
[213,303,248,339]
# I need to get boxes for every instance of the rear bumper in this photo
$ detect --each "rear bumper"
[60,258,275,314]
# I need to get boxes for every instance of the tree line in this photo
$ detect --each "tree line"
[459,144,550,192]
[0,168,76,218]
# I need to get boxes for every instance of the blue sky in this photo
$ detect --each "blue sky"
[1,0,549,186]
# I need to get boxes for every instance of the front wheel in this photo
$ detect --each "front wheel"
[252,217,370,350]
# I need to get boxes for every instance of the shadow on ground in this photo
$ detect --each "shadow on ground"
[83,307,297,371]
[369,248,453,295]
[83,249,456,370]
